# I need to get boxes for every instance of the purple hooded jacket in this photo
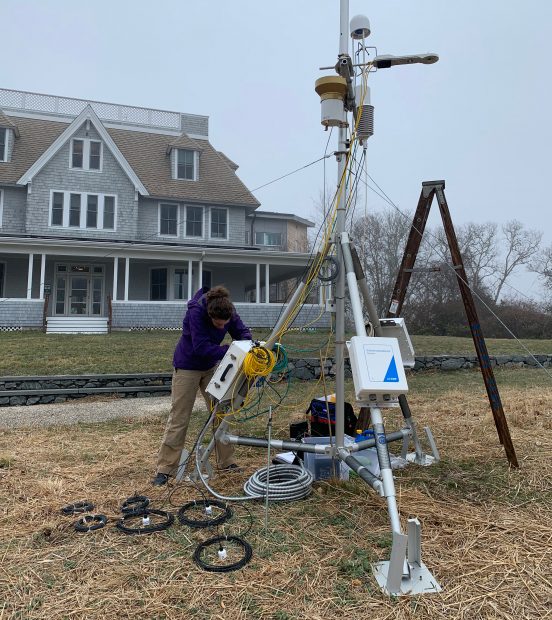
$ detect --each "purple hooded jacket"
[173,287,252,371]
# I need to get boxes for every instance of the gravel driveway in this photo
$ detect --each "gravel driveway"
[0,395,207,429]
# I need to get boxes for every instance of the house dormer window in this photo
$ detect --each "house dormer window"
[0,128,7,162]
[70,138,103,171]
[175,149,197,180]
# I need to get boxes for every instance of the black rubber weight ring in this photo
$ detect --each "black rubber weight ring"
[121,495,150,515]
[178,499,233,529]
[193,535,253,573]
[61,501,95,515]
[116,509,174,535]
[74,514,108,532]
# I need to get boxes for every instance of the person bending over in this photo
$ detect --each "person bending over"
[152,285,252,486]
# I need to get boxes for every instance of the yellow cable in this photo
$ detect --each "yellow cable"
[243,346,276,379]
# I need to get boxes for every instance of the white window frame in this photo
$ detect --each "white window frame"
[50,191,65,227]
[183,204,204,239]
[174,149,198,181]
[170,266,188,300]
[255,231,283,246]
[102,195,116,231]
[0,128,7,162]
[70,138,103,172]
[209,206,229,241]
[68,193,82,228]
[49,190,117,231]
[88,140,103,171]
[0,189,3,227]
[86,194,99,229]
[158,202,180,238]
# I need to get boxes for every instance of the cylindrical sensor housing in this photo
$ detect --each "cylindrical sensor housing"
[315,76,348,128]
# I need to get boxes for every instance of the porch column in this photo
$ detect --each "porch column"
[39,254,46,300]
[265,263,270,304]
[113,257,119,301]
[198,260,203,289]
[27,253,34,299]
[187,259,193,299]
[256,263,261,303]
[124,257,130,301]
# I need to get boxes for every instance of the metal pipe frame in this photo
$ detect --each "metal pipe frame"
[219,429,409,454]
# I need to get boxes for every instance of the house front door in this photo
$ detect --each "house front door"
[54,264,105,316]
[69,276,88,315]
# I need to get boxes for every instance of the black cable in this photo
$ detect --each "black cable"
[177,499,233,529]
[193,535,253,573]
[116,509,174,535]
[61,501,95,515]
[318,256,340,282]
[121,495,150,515]
[220,502,255,538]
[74,514,107,532]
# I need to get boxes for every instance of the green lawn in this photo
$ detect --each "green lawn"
[0,330,550,376]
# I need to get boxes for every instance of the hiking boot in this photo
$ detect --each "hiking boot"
[219,463,242,472]
[151,472,170,487]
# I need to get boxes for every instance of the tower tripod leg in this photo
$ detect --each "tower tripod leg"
[370,406,441,595]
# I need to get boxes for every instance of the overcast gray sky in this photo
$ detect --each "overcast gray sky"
[3,0,551,297]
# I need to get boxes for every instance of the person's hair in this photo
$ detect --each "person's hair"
[205,286,234,321]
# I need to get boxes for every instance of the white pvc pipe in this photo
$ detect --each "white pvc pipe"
[342,232,367,337]
[371,406,402,534]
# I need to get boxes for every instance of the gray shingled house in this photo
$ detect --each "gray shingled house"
[0,88,326,333]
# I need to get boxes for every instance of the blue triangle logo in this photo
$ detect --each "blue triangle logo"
[384,356,399,382]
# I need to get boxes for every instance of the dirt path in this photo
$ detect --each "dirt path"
[0,395,207,429]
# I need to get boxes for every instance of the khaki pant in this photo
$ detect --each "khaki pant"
[156,367,235,475]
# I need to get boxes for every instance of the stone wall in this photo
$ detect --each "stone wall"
[0,373,171,406]
[1,354,549,406]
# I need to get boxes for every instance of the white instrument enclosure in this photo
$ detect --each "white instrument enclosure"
[378,318,416,368]
[347,336,409,401]
[206,340,253,403]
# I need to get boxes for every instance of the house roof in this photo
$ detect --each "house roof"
[166,133,204,154]
[0,110,19,136]
[0,113,259,208]
[108,127,258,206]
[248,210,315,227]
[18,106,148,195]
[217,151,239,171]
[0,116,67,184]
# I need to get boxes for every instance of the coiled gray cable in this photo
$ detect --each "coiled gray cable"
[244,464,313,501]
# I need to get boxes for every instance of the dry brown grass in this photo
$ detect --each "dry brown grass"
[1,373,551,619]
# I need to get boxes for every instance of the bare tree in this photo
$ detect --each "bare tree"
[459,222,499,293]
[491,220,542,302]
[351,209,413,315]
[529,244,552,301]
